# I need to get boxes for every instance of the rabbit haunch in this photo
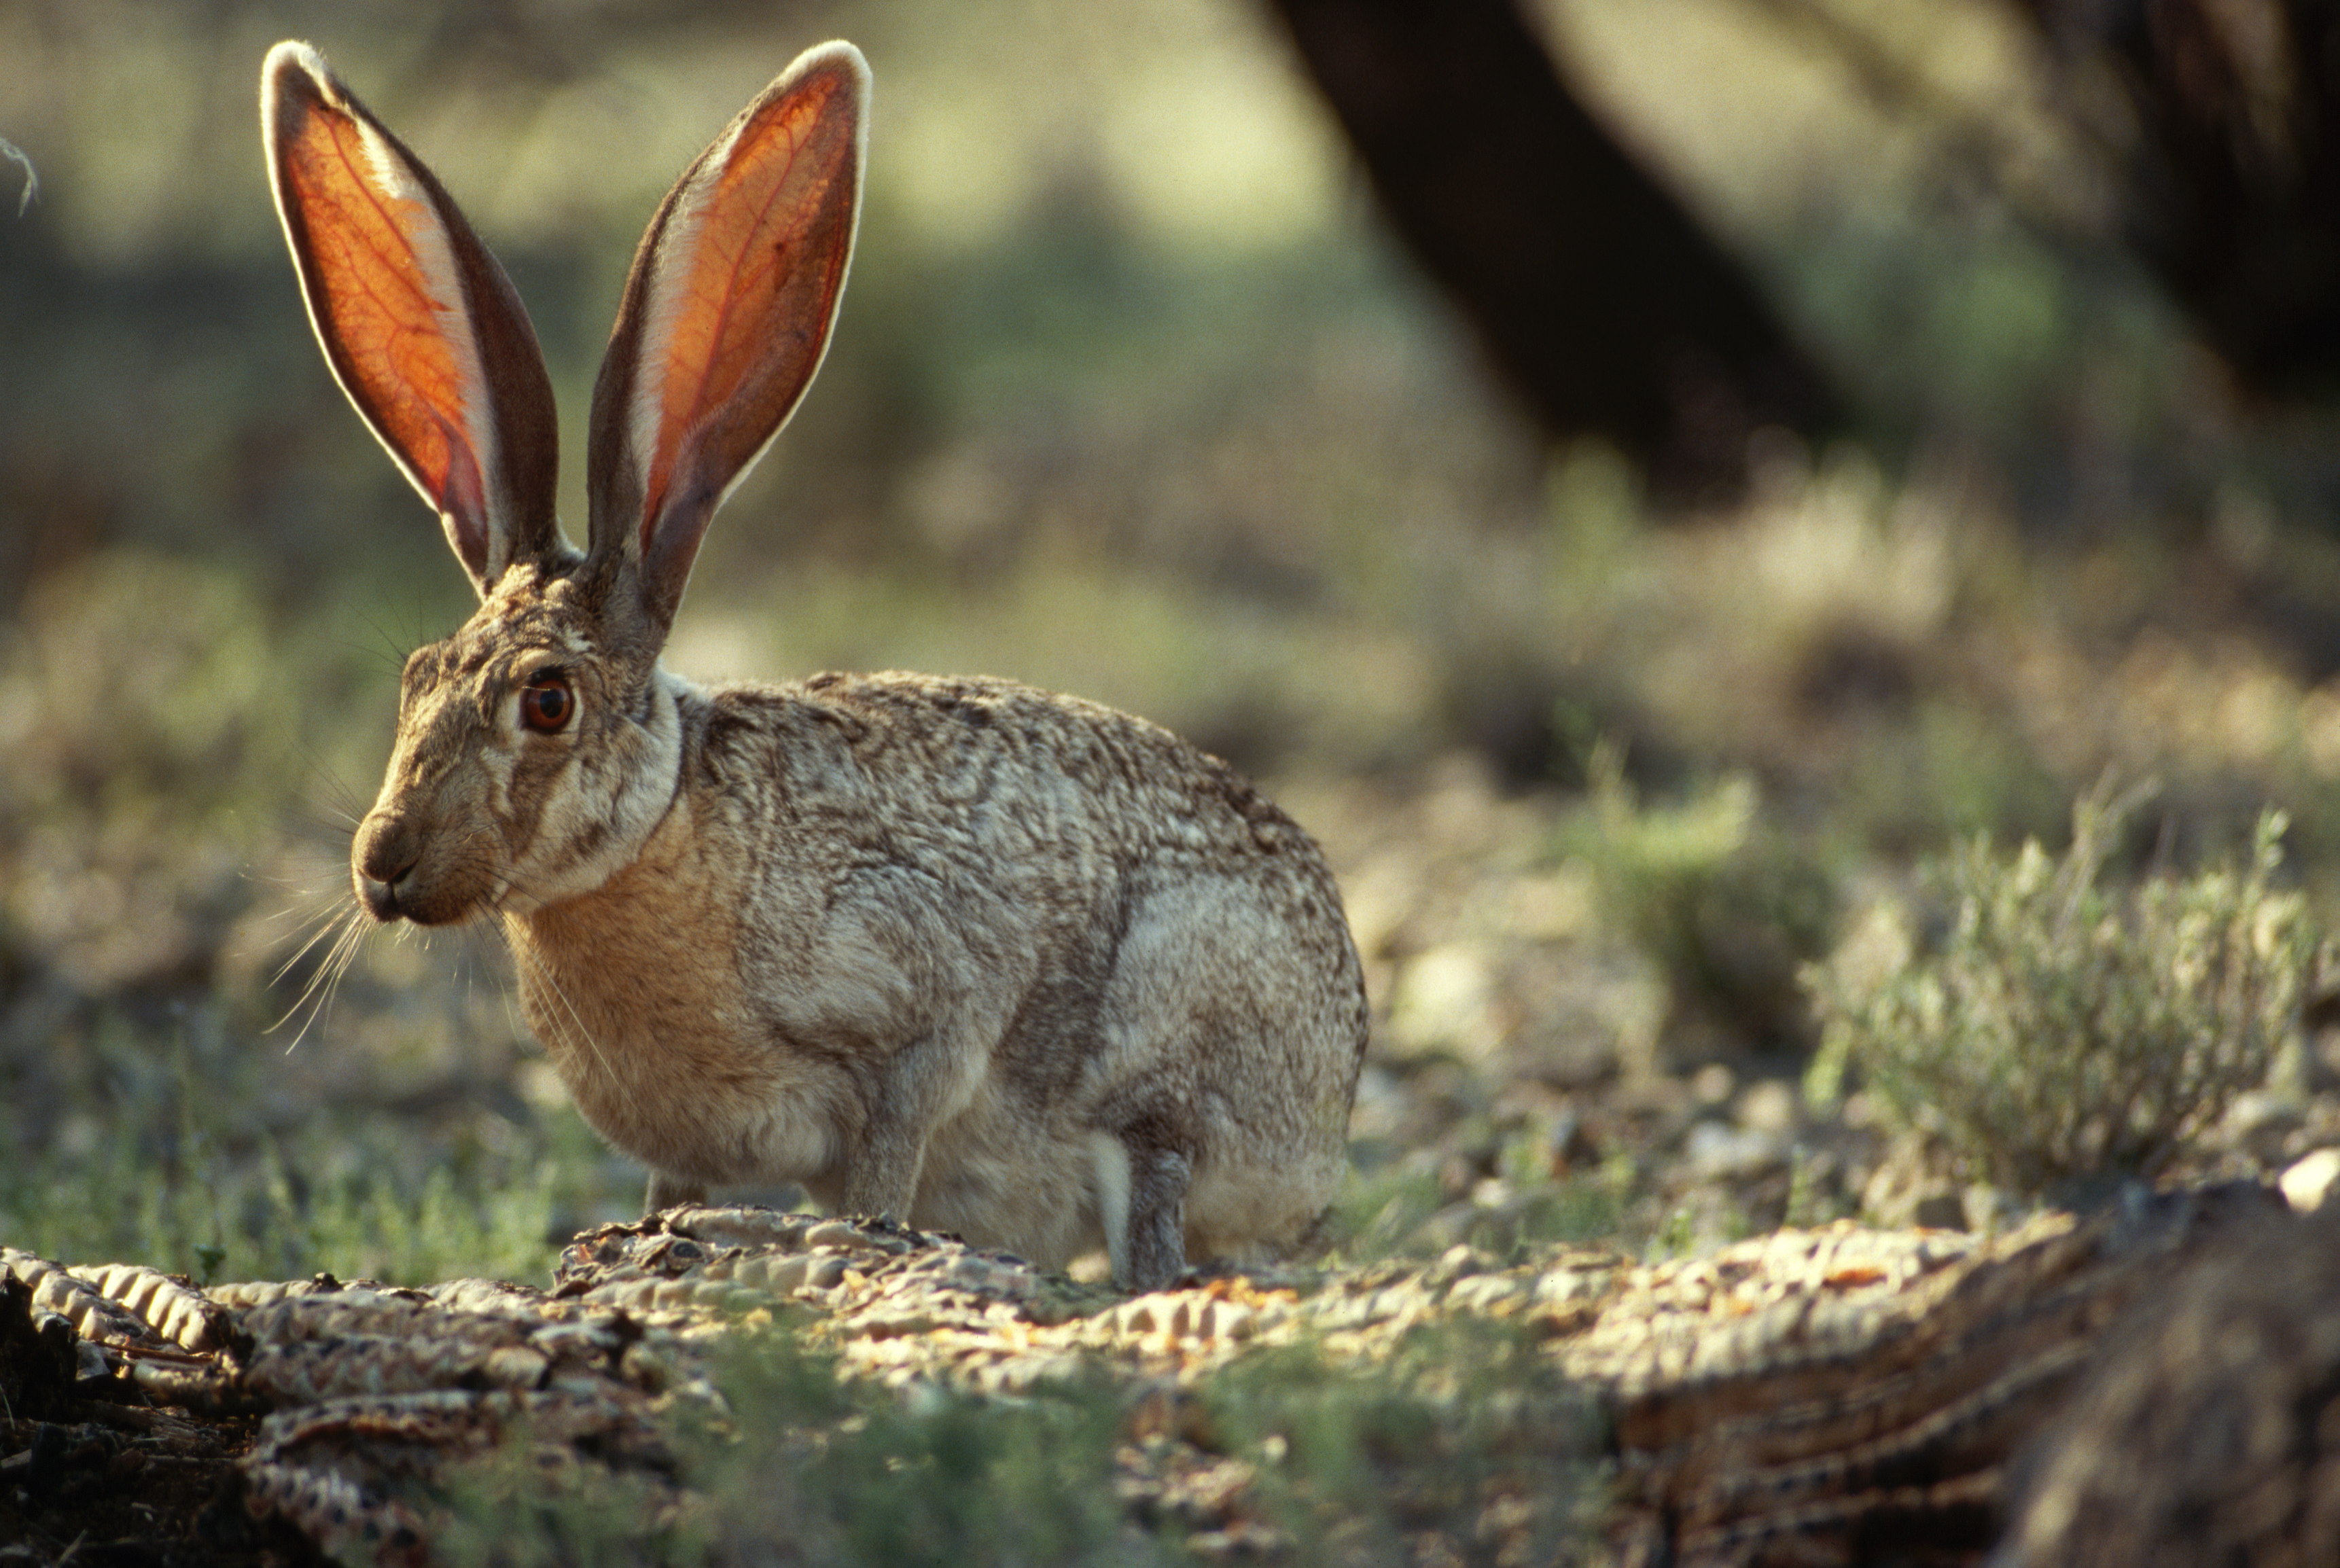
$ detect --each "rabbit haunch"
[266,37,1368,1290]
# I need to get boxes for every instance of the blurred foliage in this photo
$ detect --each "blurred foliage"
[661,1332,1141,1568]
[1336,1130,1636,1265]
[1190,1315,1597,1561]
[0,975,602,1285]
[1805,784,2322,1196]
[437,1327,1144,1567]
[429,1310,1597,1566]
[1561,746,1839,1054]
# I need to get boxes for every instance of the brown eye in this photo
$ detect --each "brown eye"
[520,675,574,734]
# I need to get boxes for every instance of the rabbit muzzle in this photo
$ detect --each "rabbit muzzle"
[351,809,430,922]
[351,813,414,920]
[352,808,476,925]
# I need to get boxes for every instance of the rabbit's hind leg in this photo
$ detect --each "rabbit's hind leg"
[1114,1113,1194,1292]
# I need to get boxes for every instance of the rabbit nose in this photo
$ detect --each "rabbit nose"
[353,815,422,919]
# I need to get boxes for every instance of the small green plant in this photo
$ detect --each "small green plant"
[1652,1205,1700,1260]
[1334,1159,1449,1263]
[1805,785,2320,1195]
[1563,746,1838,1051]
[1781,1146,1841,1230]
[1194,1317,1599,1563]
[533,1325,1150,1568]
[1334,1126,1641,1266]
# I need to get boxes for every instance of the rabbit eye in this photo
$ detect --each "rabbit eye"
[519,675,574,734]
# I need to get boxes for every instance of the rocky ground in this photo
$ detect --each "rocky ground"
[5,1183,2337,1567]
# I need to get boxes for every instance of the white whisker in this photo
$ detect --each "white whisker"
[268,901,350,984]
[270,902,370,1054]
[495,919,615,1088]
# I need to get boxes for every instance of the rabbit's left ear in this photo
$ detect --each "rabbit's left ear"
[586,41,867,635]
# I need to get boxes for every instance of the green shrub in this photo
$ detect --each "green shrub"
[1564,748,1838,1052]
[1805,786,2320,1195]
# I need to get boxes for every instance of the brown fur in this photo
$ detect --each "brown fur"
[266,38,1370,1289]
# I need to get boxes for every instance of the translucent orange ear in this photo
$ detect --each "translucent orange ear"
[587,41,867,628]
[262,41,562,594]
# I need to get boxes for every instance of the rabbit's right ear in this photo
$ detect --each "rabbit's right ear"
[585,41,867,637]
[262,41,564,596]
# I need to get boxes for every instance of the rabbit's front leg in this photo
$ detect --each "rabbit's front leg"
[839,1121,923,1222]
[838,1037,965,1223]
[644,1171,709,1213]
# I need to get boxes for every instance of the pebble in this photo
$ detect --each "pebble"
[1682,1120,1786,1181]
[1445,1273,1529,1315]
[798,1219,871,1251]
[2281,1147,2340,1212]
[1735,1080,1799,1135]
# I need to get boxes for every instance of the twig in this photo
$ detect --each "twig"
[0,137,35,216]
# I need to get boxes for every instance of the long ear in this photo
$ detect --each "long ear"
[262,40,565,596]
[586,40,866,633]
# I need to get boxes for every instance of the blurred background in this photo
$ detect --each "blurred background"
[9,0,2340,1281]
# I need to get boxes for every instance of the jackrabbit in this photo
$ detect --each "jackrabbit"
[262,39,1370,1290]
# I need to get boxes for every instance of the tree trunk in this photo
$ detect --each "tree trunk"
[2024,0,2340,397]
[1264,0,1839,502]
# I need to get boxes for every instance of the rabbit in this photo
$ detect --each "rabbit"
[261,38,1370,1291]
